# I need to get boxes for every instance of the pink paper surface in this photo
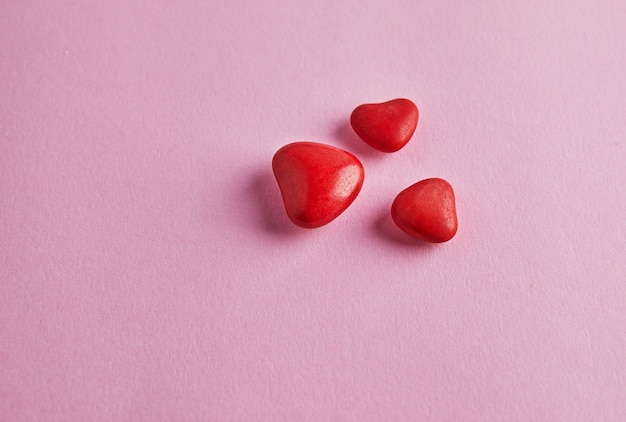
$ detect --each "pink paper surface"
[1,0,625,420]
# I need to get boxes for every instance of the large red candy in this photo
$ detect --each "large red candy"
[350,98,419,152]
[272,142,365,228]
[391,178,458,243]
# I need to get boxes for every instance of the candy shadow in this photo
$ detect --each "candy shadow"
[248,168,303,236]
[331,120,381,159]
[372,210,437,250]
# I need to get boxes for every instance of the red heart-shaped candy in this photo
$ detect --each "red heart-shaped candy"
[272,142,364,228]
[350,98,419,152]
[391,178,458,243]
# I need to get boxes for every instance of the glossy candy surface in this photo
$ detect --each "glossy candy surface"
[272,142,364,228]
[350,98,419,152]
[391,178,458,243]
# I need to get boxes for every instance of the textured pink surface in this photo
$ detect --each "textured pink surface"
[1,0,625,420]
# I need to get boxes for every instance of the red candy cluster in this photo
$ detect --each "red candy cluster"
[271,98,458,243]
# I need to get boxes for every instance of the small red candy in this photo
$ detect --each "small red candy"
[350,98,419,152]
[272,142,365,228]
[391,178,458,243]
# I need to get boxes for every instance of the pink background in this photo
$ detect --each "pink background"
[1,0,625,420]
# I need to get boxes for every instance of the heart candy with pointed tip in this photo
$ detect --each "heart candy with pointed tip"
[272,142,364,228]
[350,98,419,153]
[391,178,458,243]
